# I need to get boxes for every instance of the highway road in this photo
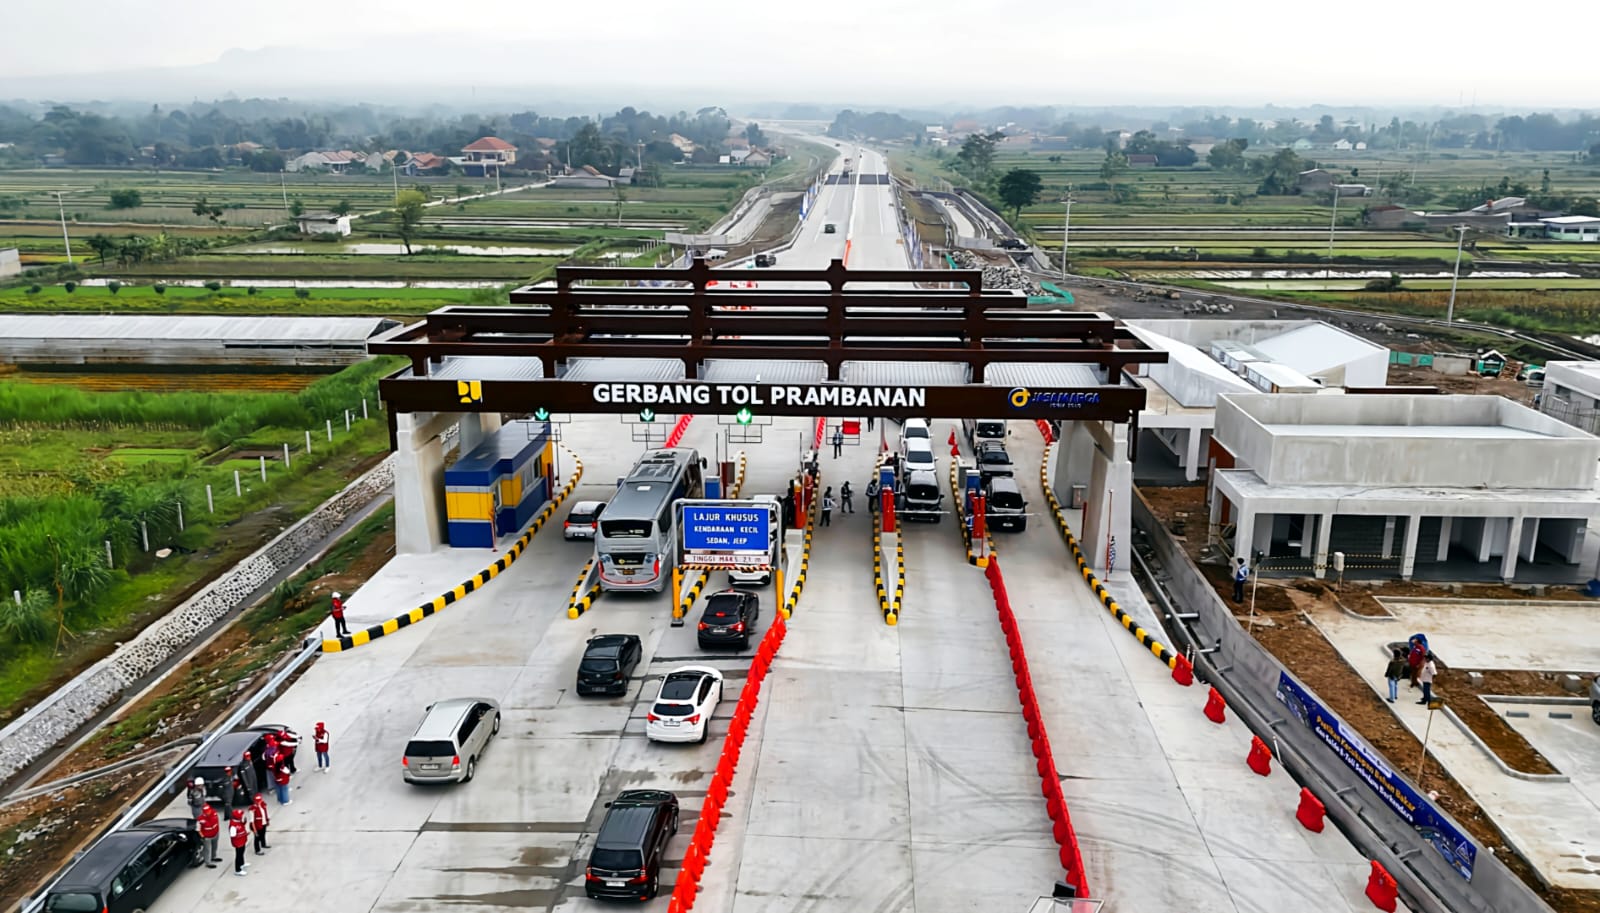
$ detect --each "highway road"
[139,151,1403,913]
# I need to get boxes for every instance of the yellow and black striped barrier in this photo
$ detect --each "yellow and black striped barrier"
[872,513,904,626]
[1037,451,1179,671]
[673,452,748,621]
[323,448,585,652]
[948,460,996,568]
[782,478,818,619]
[567,557,601,618]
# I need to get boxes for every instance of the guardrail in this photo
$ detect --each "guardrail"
[20,641,319,913]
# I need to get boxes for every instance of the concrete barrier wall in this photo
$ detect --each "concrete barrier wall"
[0,457,395,787]
[1131,492,1553,913]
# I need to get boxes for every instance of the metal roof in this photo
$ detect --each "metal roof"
[983,363,1104,387]
[840,361,969,386]
[560,358,686,382]
[701,359,828,384]
[422,356,546,381]
[0,315,394,342]
[1252,324,1383,378]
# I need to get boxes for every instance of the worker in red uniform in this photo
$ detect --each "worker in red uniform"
[250,792,272,854]
[331,591,350,637]
[228,809,252,876]
[196,803,222,867]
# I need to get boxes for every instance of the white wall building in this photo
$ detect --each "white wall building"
[0,247,20,278]
[1539,361,1600,435]
[295,212,352,236]
[1542,215,1600,242]
[1123,320,1389,481]
[1209,394,1600,581]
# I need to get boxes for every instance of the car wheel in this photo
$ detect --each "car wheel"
[742,635,751,650]
[1592,702,1600,725]
[492,713,501,736]
[464,757,476,782]
[646,875,659,899]
[697,723,709,744]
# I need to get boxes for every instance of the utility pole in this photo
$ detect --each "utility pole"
[1326,187,1340,279]
[54,192,73,265]
[392,158,401,202]
[1060,187,1073,281]
[636,141,645,171]
[1446,225,1468,325]
[280,169,289,212]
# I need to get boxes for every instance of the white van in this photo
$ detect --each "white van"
[901,437,937,473]
[901,418,931,444]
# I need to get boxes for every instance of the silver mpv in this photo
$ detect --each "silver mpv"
[402,697,500,784]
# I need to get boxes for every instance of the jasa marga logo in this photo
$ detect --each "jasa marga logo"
[1008,388,1101,410]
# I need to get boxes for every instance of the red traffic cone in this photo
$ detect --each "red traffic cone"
[1296,787,1326,833]
[1203,686,1227,724]
[1172,653,1195,687]
[947,429,957,446]
[1246,735,1273,776]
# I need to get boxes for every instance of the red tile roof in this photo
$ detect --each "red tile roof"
[463,136,516,152]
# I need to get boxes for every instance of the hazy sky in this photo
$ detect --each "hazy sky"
[4,0,1597,108]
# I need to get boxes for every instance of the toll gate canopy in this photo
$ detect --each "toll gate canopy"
[371,259,1165,426]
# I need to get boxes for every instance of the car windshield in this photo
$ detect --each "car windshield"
[659,676,701,700]
[704,597,742,619]
[580,658,618,673]
[990,490,1024,509]
[569,511,597,523]
[45,894,101,913]
[405,740,455,757]
[600,519,651,538]
[652,702,693,716]
[591,848,643,871]
[979,450,1010,464]
[905,451,933,465]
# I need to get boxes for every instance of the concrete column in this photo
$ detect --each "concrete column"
[1183,426,1203,483]
[1208,485,1225,539]
[457,411,504,457]
[1475,519,1494,563]
[1300,515,1315,558]
[1381,516,1397,559]
[1400,514,1422,579]
[1519,517,1540,562]
[1501,516,1524,581]
[1314,511,1334,579]
[1232,509,1255,565]
[1436,516,1453,562]
[394,412,449,555]
[1081,422,1132,576]
[1053,420,1096,498]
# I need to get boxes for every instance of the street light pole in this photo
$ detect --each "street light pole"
[55,192,73,265]
[1060,188,1073,281]
[1446,225,1468,325]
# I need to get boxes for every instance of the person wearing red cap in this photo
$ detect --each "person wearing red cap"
[277,727,300,774]
[239,751,259,801]
[196,802,221,868]
[273,756,293,805]
[228,809,252,876]
[331,592,350,638]
[313,722,331,772]
[250,793,271,854]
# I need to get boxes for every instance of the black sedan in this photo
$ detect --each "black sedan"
[188,723,286,805]
[577,634,643,696]
[697,590,760,650]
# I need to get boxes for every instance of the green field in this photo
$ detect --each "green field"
[0,283,489,315]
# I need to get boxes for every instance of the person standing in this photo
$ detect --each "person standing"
[239,752,259,802]
[840,481,854,514]
[314,722,331,772]
[1383,648,1408,703]
[866,415,875,432]
[865,478,880,515]
[1232,557,1250,603]
[250,793,271,854]
[228,809,251,876]
[196,802,222,868]
[821,489,835,527]
[262,734,280,770]
[832,429,844,458]
[278,727,300,774]
[1407,635,1427,688]
[1417,653,1438,705]
[331,592,350,638]
[273,758,292,805]
[186,778,207,824]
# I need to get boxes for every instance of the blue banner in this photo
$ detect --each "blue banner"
[1275,671,1477,880]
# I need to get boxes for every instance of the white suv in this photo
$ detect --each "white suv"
[646,666,724,744]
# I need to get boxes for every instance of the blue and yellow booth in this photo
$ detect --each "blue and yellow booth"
[444,420,554,548]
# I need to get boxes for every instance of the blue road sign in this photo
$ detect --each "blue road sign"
[682,504,773,555]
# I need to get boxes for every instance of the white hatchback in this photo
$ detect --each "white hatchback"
[645,666,724,744]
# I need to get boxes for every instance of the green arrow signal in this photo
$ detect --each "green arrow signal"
[533,407,550,421]
[640,408,656,423]
[735,407,754,425]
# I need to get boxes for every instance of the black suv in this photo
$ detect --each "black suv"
[43,819,201,913]
[585,789,680,901]
[754,253,777,267]
[697,590,760,649]
[577,634,643,696]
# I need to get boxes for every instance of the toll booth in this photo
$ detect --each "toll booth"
[444,419,553,548]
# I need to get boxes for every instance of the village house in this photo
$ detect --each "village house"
[461,137,516,177]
